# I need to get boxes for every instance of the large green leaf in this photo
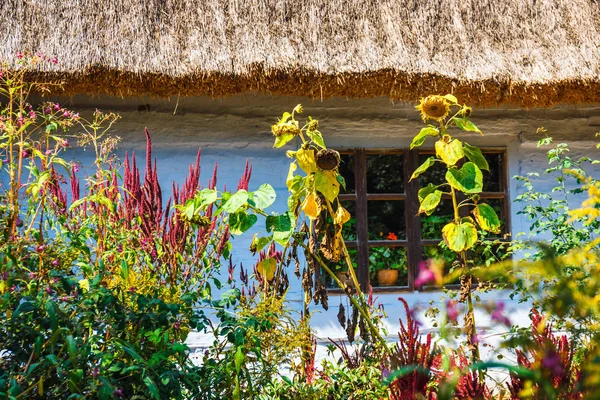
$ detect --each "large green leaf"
[463,143,489,172]
[453,117,481,134]
[410,157,436,181]
[222,190,248,213]
[473,203,501,234]
[410,127,438,149]
[266,212,294,246]
[314,170,340,202]
[418,190,442,216]
[445,162,483,194]
[252,184,276,209]
[196,188,218,208]
[229,212,258,235]
[435,138,464,166]
[442,221,478,252]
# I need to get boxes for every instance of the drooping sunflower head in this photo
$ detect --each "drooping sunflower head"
[415,95,450,123]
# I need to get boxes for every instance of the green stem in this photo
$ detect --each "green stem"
[299,242,390,356]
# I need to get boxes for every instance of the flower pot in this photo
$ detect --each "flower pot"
[376,269,399,286]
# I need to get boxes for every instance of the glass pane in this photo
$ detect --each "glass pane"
[482,153,504,192]
[420,199,454,240]
[340,201,356,241]
[370,246,408,287]
[339,153,355,194]
[368,201,406,240]
[366,153,404,193]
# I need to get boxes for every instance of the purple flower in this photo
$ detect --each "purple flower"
[415,261,436,287]
[62,139,69,147]
[45,149,52,156]
[174,321,180,330]
[446,300,459,323]
[50,57,58,65]
[491,302,511,326]
[29,272,35,279]
[542,350,564,377]
[129,286,136,293]
[72,113,80,119]
[1,272,8,280]
[16,52,23,59]
[21,150,30,158]
[51,259,59,267]
[46,286,52,294]
[53,103,60,111]
[117,243,123,253]
[29,111,35,119]
[114,388,124,398]
[92,367,99,378]
[35,245,46,252]
[62,111,70,118]
[15,216,23,227]
[44,107,52,114]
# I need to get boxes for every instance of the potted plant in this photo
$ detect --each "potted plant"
[369,235,407,286]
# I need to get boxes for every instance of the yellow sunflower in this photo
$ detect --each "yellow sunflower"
[415,95,451,123]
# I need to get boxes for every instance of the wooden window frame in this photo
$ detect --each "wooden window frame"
[327,147,510,293]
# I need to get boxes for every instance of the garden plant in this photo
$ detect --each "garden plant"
[1,56,599,399]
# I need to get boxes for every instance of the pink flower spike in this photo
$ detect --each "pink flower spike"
[16,52,23,59]
[62,111,70,117]
[491,302,511,326]
[415,261,436,287]
[29,111,35,119]
[446,300,459,323]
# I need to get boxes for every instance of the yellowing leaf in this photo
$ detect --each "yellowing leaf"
[435,138,464,166]
[418,190,442,216]
[296,148,316,174]
[444,94,458,104]
[442,222,478,252]
[411,157,437,181]
[286,162,297,190]
[256,257,277,281]
[315,170,340,202]
[301,192,320,219]
[410,127,438,149]
[333,206,351,225]
[473,203,501,234]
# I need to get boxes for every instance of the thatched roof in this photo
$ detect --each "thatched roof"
[2,0,600,106]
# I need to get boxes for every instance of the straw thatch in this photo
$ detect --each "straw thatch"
[1,0,600,106]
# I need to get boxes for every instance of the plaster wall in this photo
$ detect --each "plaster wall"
[51,94,600,362]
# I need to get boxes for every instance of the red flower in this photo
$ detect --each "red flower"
[386,232,398,240]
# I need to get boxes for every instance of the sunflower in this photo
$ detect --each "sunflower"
[415,95,450,123]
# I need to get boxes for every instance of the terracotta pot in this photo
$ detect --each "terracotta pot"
[376,269,399,286]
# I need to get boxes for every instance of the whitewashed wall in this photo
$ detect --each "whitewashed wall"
[54,94,600,362]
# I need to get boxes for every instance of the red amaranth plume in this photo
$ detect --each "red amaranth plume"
[48,167,67,214]
[209,163,218,190]
[507,309,581,399]
[237,159,252,190]
[389,298,436,400]
[70,167,80,202]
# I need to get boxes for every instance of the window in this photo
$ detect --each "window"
[323,148,509,292]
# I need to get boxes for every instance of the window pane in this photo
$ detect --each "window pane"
[339,153,355,194]
[482,153,504,192]
[370,246,408,287]
[366,154,404,193]
[368,201,406,240]
[420,199,454,240]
